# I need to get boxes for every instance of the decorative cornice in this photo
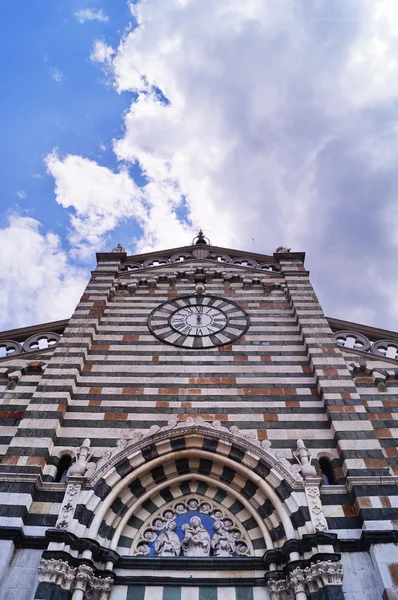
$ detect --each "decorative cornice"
[327,316,398,344]
[0,474,67,492]
[2,527,398,561]
[346,476,398,490]
[0,319,68,343]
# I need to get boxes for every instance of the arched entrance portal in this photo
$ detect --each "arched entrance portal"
[37,420,343,600]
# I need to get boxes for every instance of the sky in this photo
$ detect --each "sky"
[1,0,398,332]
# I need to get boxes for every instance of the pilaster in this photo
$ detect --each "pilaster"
[279,255,388,481]
[0,253,125,478]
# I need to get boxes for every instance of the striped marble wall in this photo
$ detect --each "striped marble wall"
[109,585,269,600]
[1,245,398,600]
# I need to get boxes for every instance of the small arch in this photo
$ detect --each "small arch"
[55,454,72,483]
[319,457,335,485]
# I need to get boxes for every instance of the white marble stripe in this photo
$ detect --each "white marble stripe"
[62,364,308,374]
[89,345,306,353]
[52,356,309,363]
[56,427,334,440]
[69,399,325,408]
[217,588,236,600]
[144,586,163,600]
[181,588,199,600]
[245,584,269,599]
[72,365,313,374]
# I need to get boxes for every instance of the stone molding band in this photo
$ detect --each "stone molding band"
[3,526,398,563]
[36,553,343,599]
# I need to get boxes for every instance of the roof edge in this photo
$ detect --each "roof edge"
[97,243,305,265]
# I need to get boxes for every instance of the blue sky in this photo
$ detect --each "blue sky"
[0,0,136,246]
[1,0,398,332]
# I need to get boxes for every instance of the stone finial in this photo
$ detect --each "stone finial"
[68,438,93,477]
[293,439,317,478]
[192,229,210,246]
[275,246,291,253]
[112,243,125,253]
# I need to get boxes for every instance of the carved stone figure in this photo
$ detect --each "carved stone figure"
[112,243,125,253]
[275,246,291,253]
[68,439,93,477]
[155,521,181,557]
[181,516,211,557]
[133,496,251,557]
[211,520,236,557]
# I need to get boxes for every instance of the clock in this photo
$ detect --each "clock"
[147,295,250,348]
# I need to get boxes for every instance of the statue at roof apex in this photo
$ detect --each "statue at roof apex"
[275,246,291,253]
[112,243,126,253]
[192,229,211,246]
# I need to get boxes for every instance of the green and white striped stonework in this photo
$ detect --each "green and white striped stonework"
[109,586,268,600]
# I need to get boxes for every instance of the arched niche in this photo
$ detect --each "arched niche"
[55,454,72,483]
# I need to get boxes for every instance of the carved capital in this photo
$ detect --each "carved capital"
[289,567,306,594]
[38,558,76,591]
[313,560,344,586]
[265,560,343,598]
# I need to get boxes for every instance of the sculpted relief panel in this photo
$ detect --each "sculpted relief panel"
[132,497,251,557]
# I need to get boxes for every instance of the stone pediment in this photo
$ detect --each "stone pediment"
[116,244,282,275]
[118,257,281,278]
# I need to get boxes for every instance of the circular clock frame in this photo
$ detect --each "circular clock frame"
[147,295,250,349]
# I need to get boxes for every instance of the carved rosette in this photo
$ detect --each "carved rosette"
[38,558,113,600]
[55,483,81,530]
[266,560,343,599]
[305,483,328,533]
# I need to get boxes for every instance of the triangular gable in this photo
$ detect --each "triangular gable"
[118,256,282,279]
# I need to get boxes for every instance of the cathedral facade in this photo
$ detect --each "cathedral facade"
[0,234,398,600]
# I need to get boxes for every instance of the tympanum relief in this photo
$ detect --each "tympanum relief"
[133,497,251,557]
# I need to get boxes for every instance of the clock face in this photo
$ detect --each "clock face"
[170,305,227,337]
[148,295,250,349]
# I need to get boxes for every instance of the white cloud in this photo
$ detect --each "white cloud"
[45,152,146,260]
[74,8,109,23]
[50,68,63,83]
[43,0,398,330]
[0,215,87,330]
[45,150,194,260]
[90,40,115,65]
[16,190,26,199]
